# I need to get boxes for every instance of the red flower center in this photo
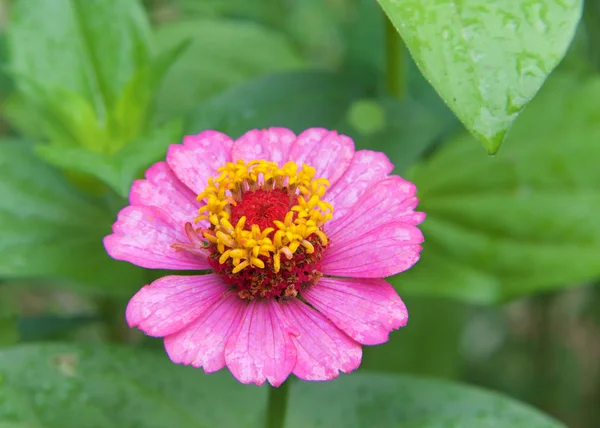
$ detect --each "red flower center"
[211,187,325,300]
[230,188,291,230]
[174,160,333,301]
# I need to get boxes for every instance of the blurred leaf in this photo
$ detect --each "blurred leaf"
[0,288,18,347]
[361,297,467,379]
[0,141,142,296]
[378,0,582,153]
[395,72,600,303]
[5,0,180,154]
[7,0,151,121]
[36,120,183,197]
[188,72,448,173]
[0,343,266,428]
[8,86,112,151]
[340,0,386,71]
[112,39,191,147]
[284,0,346,68]
[173,0,265,20]
[154,19,304,121]
[0,33,12,96]
[17,315,99,342]
[287,372,564,427]
[0,319,17,347]
[187,70,369,137]
[584,0,600,70]
[344,97,449,173]
[0,344,563,427]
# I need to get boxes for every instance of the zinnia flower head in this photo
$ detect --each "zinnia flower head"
[104,128,425,386]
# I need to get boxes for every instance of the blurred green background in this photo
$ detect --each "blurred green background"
[0,0,599,427]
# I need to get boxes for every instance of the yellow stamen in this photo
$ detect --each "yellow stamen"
[196,159,333,273]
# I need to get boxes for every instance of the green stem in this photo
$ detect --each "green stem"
[385,13,405,99]
[266,380,290,428]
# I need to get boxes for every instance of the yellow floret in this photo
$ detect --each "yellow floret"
[195,160,333,273]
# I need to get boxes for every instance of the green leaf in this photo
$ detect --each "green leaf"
[0,343,266,428]
[378,0,583,153]
[0,141,142,296]
[361,297,467,379]
[286,373,563,427]
[5,0,172,154]
[35,120,183,197]
[395,72,600,303]
[7,0,151,120]
[0,344,562,427]
[17,315,99,342]
[154,19,304,121]
[584,0,600,70]
[0,288,18,347]
[187,70,369,137]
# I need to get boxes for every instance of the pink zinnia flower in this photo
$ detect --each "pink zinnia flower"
[104,128,424,386]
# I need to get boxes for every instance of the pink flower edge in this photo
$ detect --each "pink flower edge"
[104,127,424,386]
[136,274,401,385]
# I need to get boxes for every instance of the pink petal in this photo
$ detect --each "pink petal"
[324,150,394,221]
[165,291,245,373]
[104,205,210,270]
[327,176,424,237]
[288,128,354,186]
[322,221,423,277]
[302,277,408,345]
[322,175,425,277]
[126,274,228,337]
[166,131,233,194]
[225,299,297,386]
[129,162,200,227]
[280,299,362,381]
[230,128,297,166]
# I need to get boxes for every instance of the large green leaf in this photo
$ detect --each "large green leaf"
[35,120,183,197]
[287,373,563,427]
[154,19,303,121]
[394,72,600,303]
[378,0,582,153]
[0,343,562,427]
[361,297,467,379]
[0,142,141,296]
[0,344,266,428]
[7,0,151,120]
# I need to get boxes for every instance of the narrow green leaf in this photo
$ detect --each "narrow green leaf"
[154,19,304,121]
[286,373,564,427]
[395,72,600,303]
[378,0,583,153]
[111,40,191,148]
[0,343,266,428]
[0,141,142,296]
[36,120,183,197]
[7,0,151,121]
